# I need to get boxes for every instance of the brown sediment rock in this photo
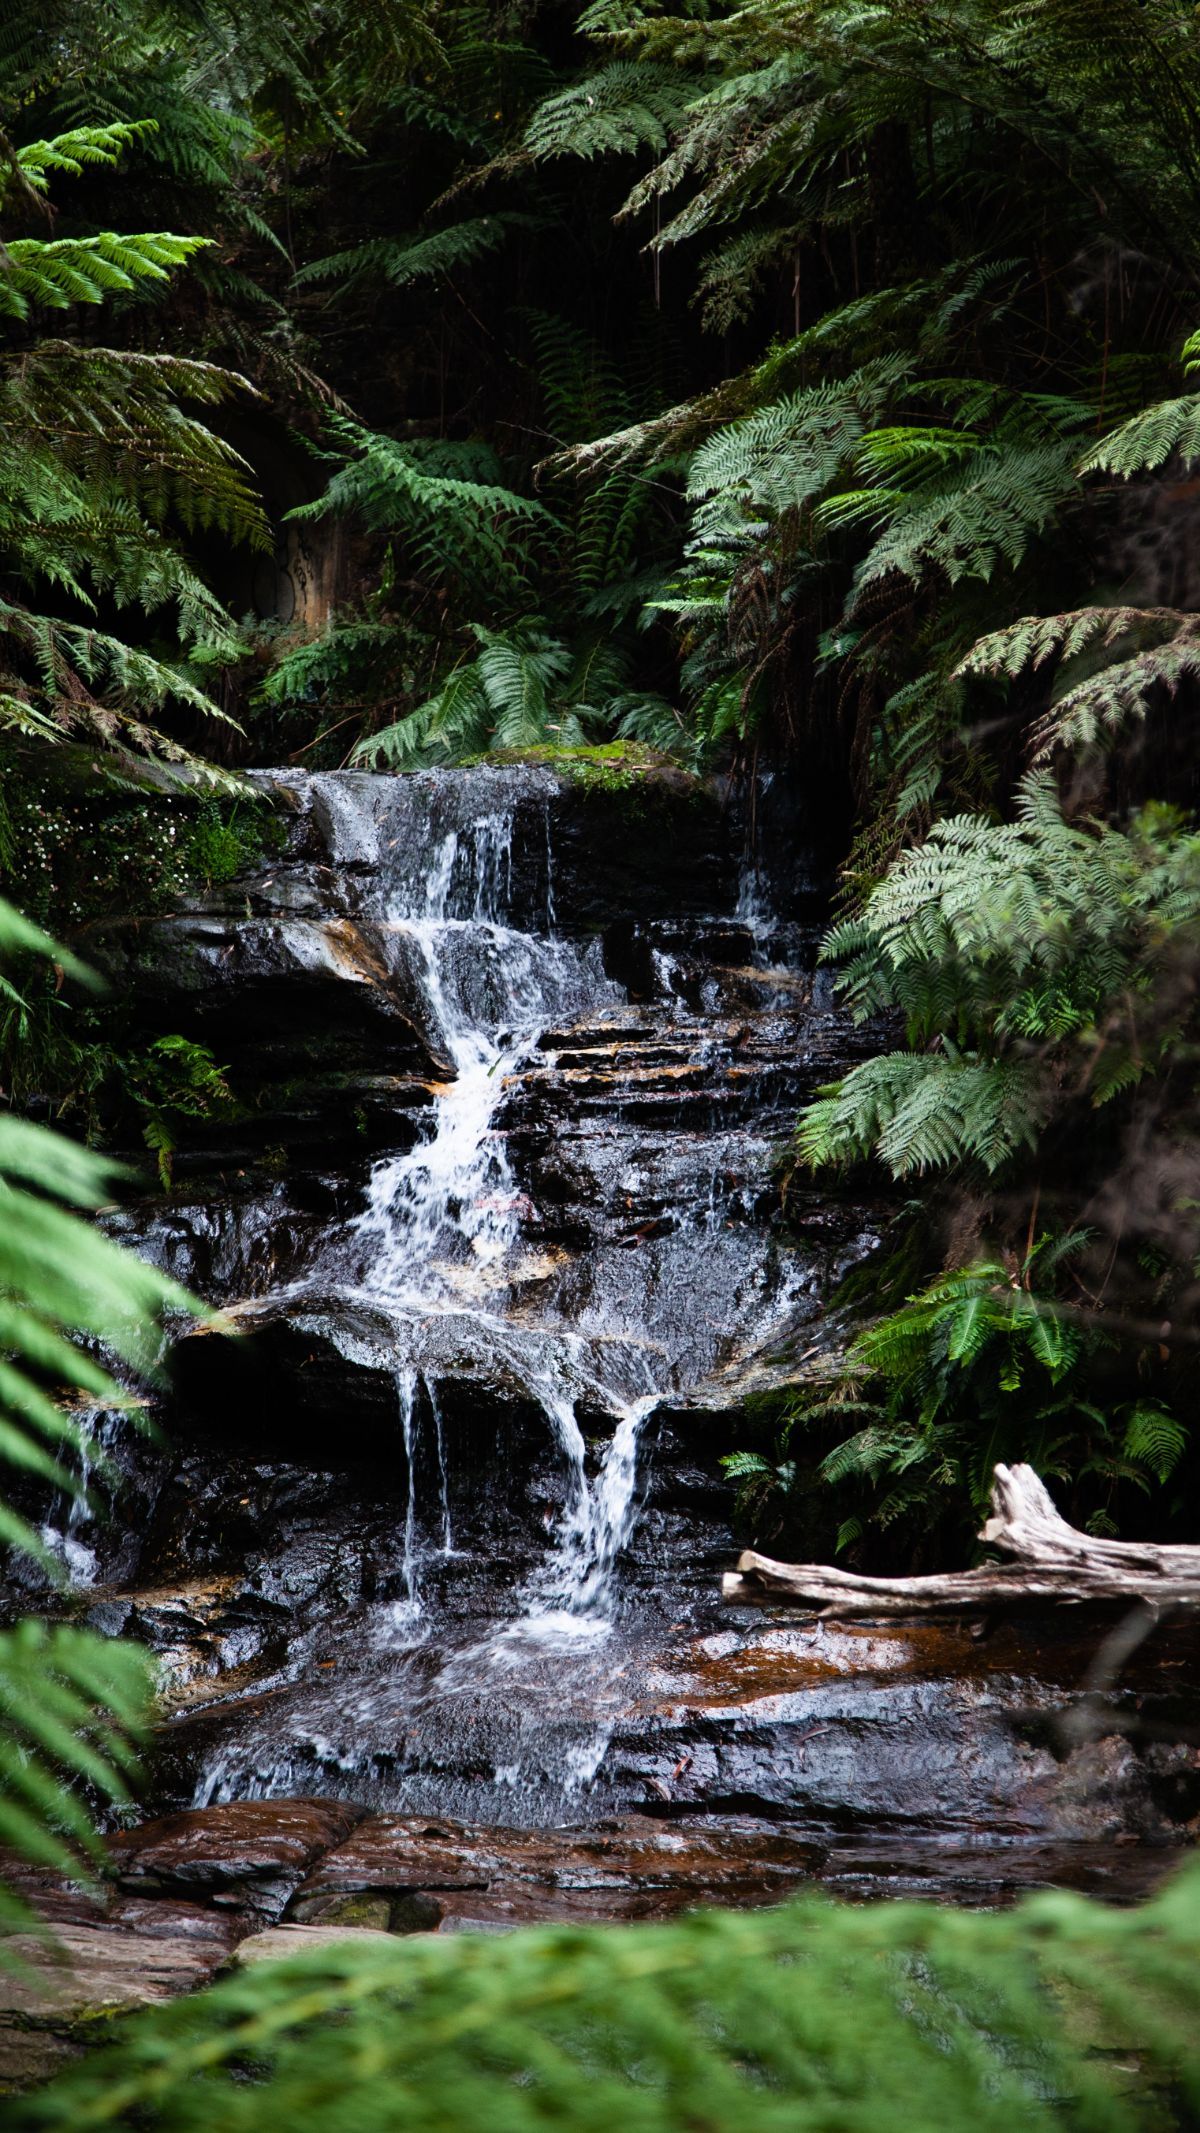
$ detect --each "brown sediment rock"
[0,1913,238,2092]
[108,1796,365,1921]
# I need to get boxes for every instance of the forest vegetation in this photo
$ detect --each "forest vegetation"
[2,0,1200,2122]
[4,0,1200,1559]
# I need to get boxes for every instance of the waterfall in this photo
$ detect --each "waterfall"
[428,1380,453,1554]
[177,763,847,1822]
[323,779,658,1639]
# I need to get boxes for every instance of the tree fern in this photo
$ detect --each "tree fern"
[0,232,207,319]
[1121,1402,1188,1484]
[694,224,806,335]
[0,121,267,781]
[824,424,1082,591]
[687,357,911,532]
[14,119,158,189]
[798,1050,1051,1176]
[353,626,639,766]
[0,905,201,1525]
[292,216,522,295]
[1081,393,1200,479]
[732,1227,1185,1546]
[293,421,556,599]
[800,776,1200,1178]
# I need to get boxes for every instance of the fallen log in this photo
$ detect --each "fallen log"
[721,1462,1200,1617]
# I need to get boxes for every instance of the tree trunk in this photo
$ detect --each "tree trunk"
[722,1463,1200,1617]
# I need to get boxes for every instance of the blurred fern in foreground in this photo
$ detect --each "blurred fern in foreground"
[0,897,196,1924]
[14,1861,1200,2130]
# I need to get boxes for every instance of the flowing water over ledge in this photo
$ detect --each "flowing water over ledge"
[26,765,1200,1905]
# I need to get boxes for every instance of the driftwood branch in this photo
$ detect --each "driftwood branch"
[722,1463,1200,1618]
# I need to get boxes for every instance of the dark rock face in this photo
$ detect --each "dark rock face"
[27,763,1196,1913]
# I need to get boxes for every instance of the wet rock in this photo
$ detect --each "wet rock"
[233,1922,398,1962]
[86,1573,290,1705]
[285,1803,1185,1928]
[167,1297,573,1470]
[106,1177,352,1303]
[0,2029,86,2093]
[0,1919,233,2092]
[286,1810,824,1931]
[611,1612,1200,1846]
[258,763,740,936]
[108,1798,364,1923]
[106,1897,242,1946]
[89,902,446,1181]
[0,1786,1179,2090]
[92,911,437,1052]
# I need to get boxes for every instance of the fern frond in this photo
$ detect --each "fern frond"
[1082,394,1200,478]
[524,62,694,161]
[294,422,556,598]
[958,607,1200,762]
[1122,1402,1188,1483]
[14,119,157,191]
[797,1052,1049,1177]
[0,233,208,321]
[21,1859,1200,2129]
[293,217,520,293]
[0,1620,152,1899]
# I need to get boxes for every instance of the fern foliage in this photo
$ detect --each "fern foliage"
[524,62,696,162]
[293,422,555,602]
[0,900,197,1563]
[799,777,1200,1176]
[0,1621,152,1928]
[0,900,206,1931]
[292,216,523,295]
[0,118,266,783]
[1081,394,1200,479]
[960,606,1200,762]
[354,625,677,767]
[730,1230,1187,1547]
[13,1861,1200,2131]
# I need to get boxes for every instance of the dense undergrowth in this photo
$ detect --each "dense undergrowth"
[2,0,1200,1547]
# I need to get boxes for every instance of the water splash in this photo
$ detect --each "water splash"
[548,1394,659,1617]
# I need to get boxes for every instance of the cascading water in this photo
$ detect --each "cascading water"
[127,761,873,1823]
[353,815,564,1297]
[186,774,707,1813]
[340,794,656,1627]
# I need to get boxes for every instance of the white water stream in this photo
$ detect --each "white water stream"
[338,792,657,1643]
